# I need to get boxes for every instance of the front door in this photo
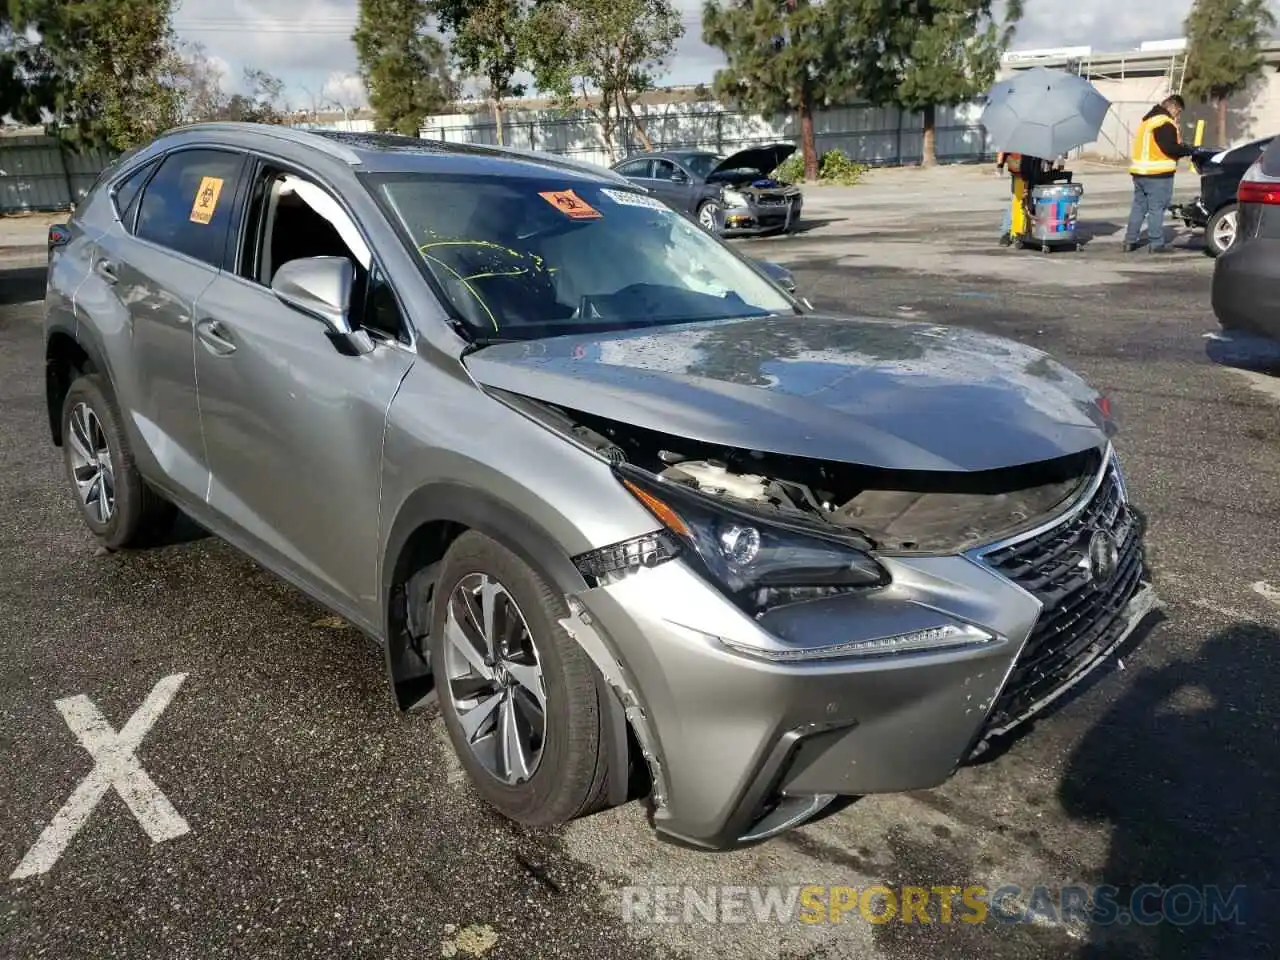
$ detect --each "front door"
[194,162,415,628]
[648,159,696,213]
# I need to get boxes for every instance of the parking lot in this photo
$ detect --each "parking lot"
[2,162,1279,960]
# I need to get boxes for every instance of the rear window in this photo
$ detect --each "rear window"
[1259,137,1280,178]
[135,149,245,267]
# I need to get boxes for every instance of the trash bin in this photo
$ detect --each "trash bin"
[1027,181,1084,251]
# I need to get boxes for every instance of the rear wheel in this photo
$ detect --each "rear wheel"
[61,374,175,549]
[1206,204,1238,257]
[429,531,614,825]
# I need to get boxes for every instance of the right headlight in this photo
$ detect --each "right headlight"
[573,465,888,613]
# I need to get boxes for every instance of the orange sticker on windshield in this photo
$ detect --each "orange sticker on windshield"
[539,189,601,219]
[189,176,224,224]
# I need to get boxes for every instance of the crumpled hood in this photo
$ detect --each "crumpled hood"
[464,315,1112,472]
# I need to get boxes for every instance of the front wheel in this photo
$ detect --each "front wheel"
[1206,204,1238,258]
[697,200,723,233]
[428,531,615,826]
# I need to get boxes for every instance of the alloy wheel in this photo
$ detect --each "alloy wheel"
[698,203,721,230]
[1212,210,1238,252]
[67,402,115,524]
[443,573,546,785]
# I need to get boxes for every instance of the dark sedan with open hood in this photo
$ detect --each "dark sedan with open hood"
[611,144,803,236]
[46,124,1158,852]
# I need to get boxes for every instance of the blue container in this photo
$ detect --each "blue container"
[1030,182,1084,245]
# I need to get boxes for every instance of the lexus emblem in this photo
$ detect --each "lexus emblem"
[1084,529,1120,584]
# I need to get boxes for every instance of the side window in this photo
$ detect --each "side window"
[241,166,405,341]
[363,268,407,342]
[111,159,159,229]
[136,149,244,267]
[617,159,651,177]
[652,159,679,181]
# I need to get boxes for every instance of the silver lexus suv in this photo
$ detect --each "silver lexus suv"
[43,123,1158,849]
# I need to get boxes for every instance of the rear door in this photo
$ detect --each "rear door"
[91,147,247,502]
[193,157,415,628]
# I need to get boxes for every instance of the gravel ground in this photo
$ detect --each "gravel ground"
[2,164,1278,960]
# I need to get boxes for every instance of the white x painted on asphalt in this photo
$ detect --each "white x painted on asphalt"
[10,673,191,880]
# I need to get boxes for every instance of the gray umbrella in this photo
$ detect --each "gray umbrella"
[980,67,1111,159]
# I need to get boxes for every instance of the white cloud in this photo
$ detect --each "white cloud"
[322,71,367,109]
[172,0,1214,100]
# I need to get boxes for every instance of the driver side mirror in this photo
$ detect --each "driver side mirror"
[271,256,374,356]
[670,170,689,183]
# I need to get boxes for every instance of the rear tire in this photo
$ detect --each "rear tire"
[1205,204,1238,258]
[61,374,175,550]
[429,531,614,826]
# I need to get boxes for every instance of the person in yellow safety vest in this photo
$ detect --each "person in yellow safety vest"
[1123,94,1196,254]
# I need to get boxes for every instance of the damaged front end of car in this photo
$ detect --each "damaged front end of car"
[475,375,1158,848]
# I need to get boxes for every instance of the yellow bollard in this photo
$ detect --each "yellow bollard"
[1194,119,1205,146]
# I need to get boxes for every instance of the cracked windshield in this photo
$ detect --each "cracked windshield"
[367,174,797,340]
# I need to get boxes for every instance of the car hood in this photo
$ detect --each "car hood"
[710,143,796,178]
[464,315,1112,472]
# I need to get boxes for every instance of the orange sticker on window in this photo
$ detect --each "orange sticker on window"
[538,189,601,219]
[189,176,225,224]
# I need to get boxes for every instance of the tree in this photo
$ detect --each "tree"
[434,0,530,146]
[7,0,182,149]
[527,0,683,158]
[353,0,455,136]
[1184,0,1277,147]
[703,0,858,180]
[170,41,231,123]
[848,0,1022,166]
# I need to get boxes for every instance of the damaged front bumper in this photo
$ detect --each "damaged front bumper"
[1172,196,1210,228]
[559,457,1159,850]
[722,195,804,236]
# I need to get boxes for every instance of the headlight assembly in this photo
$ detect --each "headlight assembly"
[573,465,888,613]
[721,188,750,210]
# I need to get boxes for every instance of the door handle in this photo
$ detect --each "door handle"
[94,259,118,283]
[196,317,236,355]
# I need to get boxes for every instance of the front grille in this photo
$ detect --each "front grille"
[756,195,789,206]
[979,464,1145,731]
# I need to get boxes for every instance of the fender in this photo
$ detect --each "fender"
[45,325,110,446]
[380,481,591,710]
[381,483,631,803]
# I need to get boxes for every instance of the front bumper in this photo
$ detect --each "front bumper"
[722,196,803,236]
[1171,195,1210,228]
[561,455,1157,849]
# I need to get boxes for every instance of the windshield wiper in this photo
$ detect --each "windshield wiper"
[460,335,522,356]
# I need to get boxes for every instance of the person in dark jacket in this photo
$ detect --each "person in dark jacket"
[1124,95,1196,253]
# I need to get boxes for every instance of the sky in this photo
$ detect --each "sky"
[170,0,1210,110]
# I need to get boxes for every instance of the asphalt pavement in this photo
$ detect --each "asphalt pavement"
[2,166,1279,960]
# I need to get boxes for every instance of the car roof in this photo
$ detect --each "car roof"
[142,122,634,185]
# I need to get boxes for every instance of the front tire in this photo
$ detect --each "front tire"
[697,200,723,233]
[1206,204,1238,258]
[429,531,613,826]
[61,374,175,549]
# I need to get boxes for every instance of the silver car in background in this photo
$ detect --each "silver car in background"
[43,123,1158,849]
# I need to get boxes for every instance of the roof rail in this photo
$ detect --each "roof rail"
[160,122,364,165]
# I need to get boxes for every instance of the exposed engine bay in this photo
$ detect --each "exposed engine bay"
[521,398,1100,554]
